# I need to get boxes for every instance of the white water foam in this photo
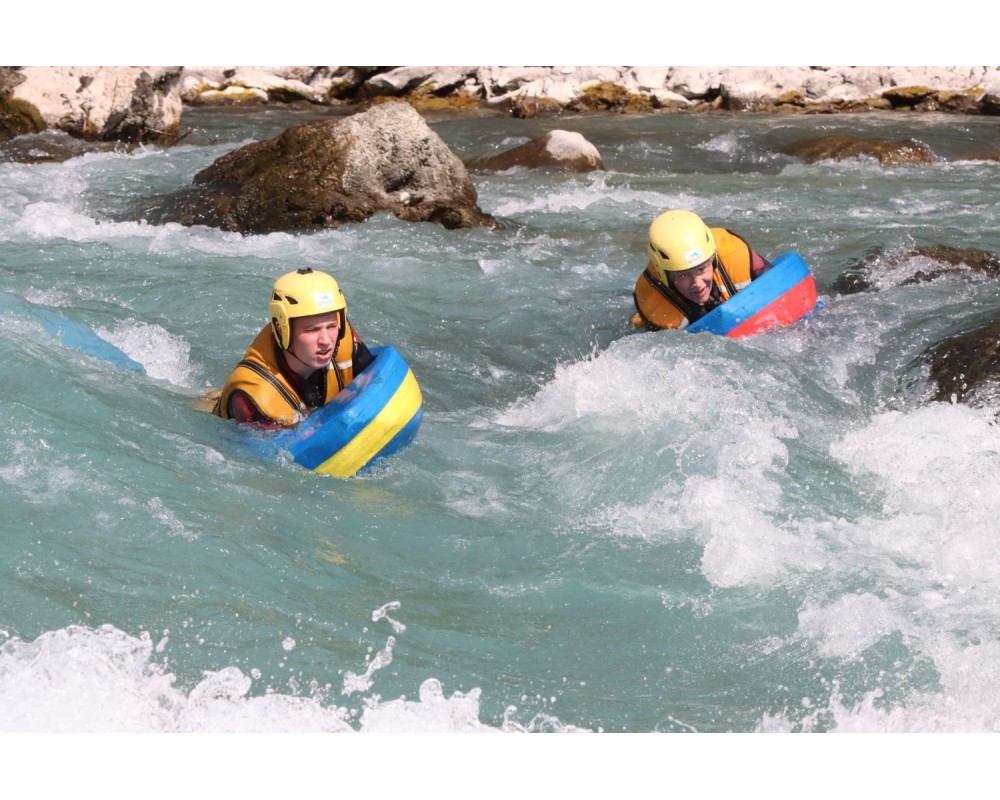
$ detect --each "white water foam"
[0,623,513,732]
[98,320,195,386]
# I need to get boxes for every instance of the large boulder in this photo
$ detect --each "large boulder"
[1,67,182,144]
[152,101,495,233]
[466,130,604,172]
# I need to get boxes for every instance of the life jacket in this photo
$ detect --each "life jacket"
[631,228,756,332]
[213,320,357,426]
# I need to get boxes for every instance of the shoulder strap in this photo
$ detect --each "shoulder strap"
[640,270,706,322]
[236,359,301,415]
[714,229,752,295]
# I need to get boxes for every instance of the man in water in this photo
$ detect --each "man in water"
[631,209,771,331]
[213,268,373,426]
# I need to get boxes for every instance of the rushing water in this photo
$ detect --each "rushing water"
[2,106,1000,734]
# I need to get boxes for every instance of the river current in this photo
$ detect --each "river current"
[2,106,1000,734]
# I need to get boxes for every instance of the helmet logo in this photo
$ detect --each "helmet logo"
[683,246,705,268]
[312,290,337,311]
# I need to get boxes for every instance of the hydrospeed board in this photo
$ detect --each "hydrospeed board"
[685,251,821,338]
[275,345,423,478]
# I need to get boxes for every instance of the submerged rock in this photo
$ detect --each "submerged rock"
[149,102,495,233]
[784,134,935,165]
[832,245,1000,295]
[920,319,1000,406]
[466,130,604,172]
[0,130,122,163]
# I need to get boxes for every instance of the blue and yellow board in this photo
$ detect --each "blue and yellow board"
[685,252,821,338]
[275,345,423,477]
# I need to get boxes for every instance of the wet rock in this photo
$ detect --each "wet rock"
[149,101,495,233]
[833,245,1000,294]
[0,130,121,163]
[466,130,604,172]
[784,134,935,165]
[903,245,1000,282]
[921,319,1000,406]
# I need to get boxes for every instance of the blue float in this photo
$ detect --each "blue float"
[273,345,423,477]
[686,252,821,338]
[0,291,145,372]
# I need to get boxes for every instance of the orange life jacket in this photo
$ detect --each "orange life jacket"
[631,228,756,332]
[214,321,357,426]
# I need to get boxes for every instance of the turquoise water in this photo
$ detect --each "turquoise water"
[2,108,1000,732]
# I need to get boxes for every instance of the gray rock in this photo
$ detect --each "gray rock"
[3,67,182,143]
[149,101,495,233]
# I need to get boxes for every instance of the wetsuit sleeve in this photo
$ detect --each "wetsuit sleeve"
[750,249,772,279]
[228,389,281,428]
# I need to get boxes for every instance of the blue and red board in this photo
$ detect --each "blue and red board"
[685,252,821,338]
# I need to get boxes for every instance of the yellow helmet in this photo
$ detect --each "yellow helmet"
[268,268,347,350]
[647,210,717,282]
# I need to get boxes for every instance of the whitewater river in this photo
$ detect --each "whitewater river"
[2,106,1000,734]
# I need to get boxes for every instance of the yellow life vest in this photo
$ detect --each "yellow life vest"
[214,321,357,426]
[631,228,756,332]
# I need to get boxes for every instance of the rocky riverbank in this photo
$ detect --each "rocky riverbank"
[180,66,1000,117]
[3,67,1000,147]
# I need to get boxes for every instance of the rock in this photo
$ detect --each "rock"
[784,134,935,165]
[983,93,1000,115]
[0,68,45,141]
[832,245,1000,295]
[149,101,495,233]
[182,66,327,106]
[935,88,985,113]
[568,82,654,113]
[881,85,936,107]
[3,67,182,144]
[903,245,1000,282]
[506,95,564,118]
[360,67,477,99]
[920,319,1000,406]
[0,130,121,163]
[466,130,604,172]
[0,95,46,141]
